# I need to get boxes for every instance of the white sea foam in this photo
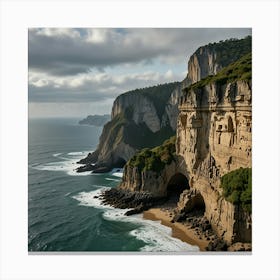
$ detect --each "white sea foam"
[53,153,62,157]
[110,168,123,178]
[72,189,199,252]
[72,188,112,209]
[67,151,84,156]
[105,178,121,182]
[32,151,93,176]
[103,209,199,252]
[130,223,199,252]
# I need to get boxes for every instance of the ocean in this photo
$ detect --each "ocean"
[28,118,199,252]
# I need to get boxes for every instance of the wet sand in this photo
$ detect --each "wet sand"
[143,208,210,251]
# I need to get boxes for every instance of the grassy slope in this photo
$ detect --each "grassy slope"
[198,36,252,67]
[188,52,252,91]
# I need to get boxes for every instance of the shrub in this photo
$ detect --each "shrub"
[221,167,252,213]
[127,136,176,173]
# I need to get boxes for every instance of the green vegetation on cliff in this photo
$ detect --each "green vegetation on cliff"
[188,52,251,91]
[201,36,251,67]
[128,136,176,172]
[221,167,252,213]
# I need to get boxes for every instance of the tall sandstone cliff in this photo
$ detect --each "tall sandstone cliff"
[118,50,252,245]
[162,36,252,130]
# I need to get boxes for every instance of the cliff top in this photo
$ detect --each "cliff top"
[187,52,251,92]
[195,36,252,67]
[115,82,180,119]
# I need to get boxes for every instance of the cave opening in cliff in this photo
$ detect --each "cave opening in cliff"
[190,193,205,216]
[166,173,190,205]
[114,157,126,168]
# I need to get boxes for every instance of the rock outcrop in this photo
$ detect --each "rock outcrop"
[78,83,179,171]
[111,91,161,133]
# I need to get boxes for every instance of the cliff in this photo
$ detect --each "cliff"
[78,36,251,173]
[78,114,110,126]
[78,83,179,172]
[117,52,252,247]
[161,36,252,130]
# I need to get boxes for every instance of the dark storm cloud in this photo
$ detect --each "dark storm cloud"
[29,28,166,76]
[29,28,251,76]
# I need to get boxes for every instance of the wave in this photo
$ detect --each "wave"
[103,209,198,252]
[72,188,112,209]
[31,150,93,176]
[105,178,121,182]
[130,223,199,252]
[67,151,85,156]
[72,189,199,252]
[53,153,62,157]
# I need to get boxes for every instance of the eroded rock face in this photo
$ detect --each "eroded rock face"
[118,79,252,245]
[112,93,161,133]
[161,84,183,131]
[187,47,222,83]
[177,80,252,244]
[119,161,179,197]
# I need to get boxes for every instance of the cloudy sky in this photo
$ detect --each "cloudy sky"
[28,28,251,118]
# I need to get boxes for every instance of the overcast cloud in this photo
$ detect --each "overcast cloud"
[29,28,251,118]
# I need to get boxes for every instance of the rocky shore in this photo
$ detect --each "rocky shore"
[143,207,252,252]
[100,188,166,215]
[99,188,251,252]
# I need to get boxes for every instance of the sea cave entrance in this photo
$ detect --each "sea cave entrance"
[186,192,206,216]
[166,173,190,206]
[114,157,127,168]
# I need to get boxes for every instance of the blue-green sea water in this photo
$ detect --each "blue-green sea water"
[28,118,198,252]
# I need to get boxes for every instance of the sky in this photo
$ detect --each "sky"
[28,28,251,118]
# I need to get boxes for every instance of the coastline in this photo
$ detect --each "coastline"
[143,208,210,251]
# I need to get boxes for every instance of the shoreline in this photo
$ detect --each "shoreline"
[143,208,210,251]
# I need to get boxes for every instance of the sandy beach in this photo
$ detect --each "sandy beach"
[143,208,211,251]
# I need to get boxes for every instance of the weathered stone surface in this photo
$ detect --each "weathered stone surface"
[112,93,161,133]
[117,78,252,246]
[176,79,252,244]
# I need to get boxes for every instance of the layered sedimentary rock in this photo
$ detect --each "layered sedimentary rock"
[177,78,252,244]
